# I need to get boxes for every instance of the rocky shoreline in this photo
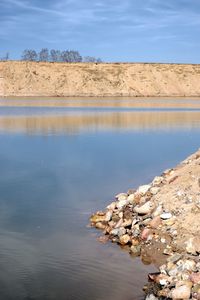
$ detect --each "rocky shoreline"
[90,149,200,299]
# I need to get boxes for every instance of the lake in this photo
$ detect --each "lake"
[0,98,200,300]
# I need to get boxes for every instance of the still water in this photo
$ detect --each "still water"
[0,98,200,300]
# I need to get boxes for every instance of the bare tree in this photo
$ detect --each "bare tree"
[68,50,82,62]
[20,48,101,63]
[60,50,69,62]
[39,48,49,61]
[60,50,82,62]
[83,56,102,63]
[21,49,38,61]
[50,49,62,62]
[0,52,9,61]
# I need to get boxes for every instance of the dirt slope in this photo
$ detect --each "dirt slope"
[1,61,200,97]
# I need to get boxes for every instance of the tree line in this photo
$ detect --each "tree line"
[21,48,102,63]
[0,49,102,63]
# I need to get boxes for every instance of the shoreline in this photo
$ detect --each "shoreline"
[90,149,200,299]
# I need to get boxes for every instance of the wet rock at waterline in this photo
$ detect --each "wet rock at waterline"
[90,149,200,299]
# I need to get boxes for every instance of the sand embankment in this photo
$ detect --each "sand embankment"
[0,61,200,97]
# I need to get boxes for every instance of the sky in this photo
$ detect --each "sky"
[0,0,200,63]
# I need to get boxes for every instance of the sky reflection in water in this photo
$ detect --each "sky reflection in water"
[0,99,200,300]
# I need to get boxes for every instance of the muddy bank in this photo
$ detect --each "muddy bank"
[1,61,200,97]
[90,150,200,299]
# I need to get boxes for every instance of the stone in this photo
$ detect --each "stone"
[138,184,151,195]
[168,265,178,277]
[150,216,162,228]
[167,253,182,263]
[164,218,176,226]
[145,294,158,300]
[115,218,123,228]
[134,201,155,215]
[131,238,140,246]
[127,193,135,203]
[107,202,116,211]
[141,228,152,240]
[157,275,170,286]
[95,222,106,229]
[163,248,172,255]
[115,193,127,200]
[127,189,136,195]
[157,288,170,298]
[190,273,200,284]
[185,237,200,255]
[150,187,160,195]
[118,212,123,219]
[130,244,141,256]
[122,219,132,227]
[152,205,163,217]
[110,227,126,237]
[116,199,128,209]
[171,284,191,300]
[180,259,196,272]
[160,212,172,220]
[119,234,131,245]
[131,218,139,227]
[192,283,200,293]
[152,176,163,186]
[90,214,106,223]
[105,210,112,222]
[149,273,170,285]
[143,218,152,225]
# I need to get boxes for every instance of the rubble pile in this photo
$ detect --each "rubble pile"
[90,150,200,299]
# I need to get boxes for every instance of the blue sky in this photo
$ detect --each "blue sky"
[0,0,200,62]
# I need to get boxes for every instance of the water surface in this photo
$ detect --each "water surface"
[0,98,200,300]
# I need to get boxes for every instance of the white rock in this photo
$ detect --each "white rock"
[138,184,151,195]
[115,193,127,201]
[150,187,160,195]
[152,205,163,217]
[145,294,158,300]
[118,212,123,218]
[105,210,112,222]
[182,260,196,272]
[185,237,200,255]
[110,227,126,237]
[131,219,138,227]
[159,279,168,286]
[127,194,135,203]
[160,212,172,220]
[107,202,116,211]
[152,176,163,186]
[115,219,123,228]
[134,201,155,215]
[116,199,128,209]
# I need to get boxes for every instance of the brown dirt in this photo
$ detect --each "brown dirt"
[152,151,200,249]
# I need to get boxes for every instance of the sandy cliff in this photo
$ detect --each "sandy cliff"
[0,61,200,97]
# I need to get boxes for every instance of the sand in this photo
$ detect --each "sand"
[1,61,200,97]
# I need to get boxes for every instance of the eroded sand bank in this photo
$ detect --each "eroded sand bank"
[1,61,200,97]
[90,150,200,299]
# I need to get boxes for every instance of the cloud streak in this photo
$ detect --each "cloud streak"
[0,0,200,62]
